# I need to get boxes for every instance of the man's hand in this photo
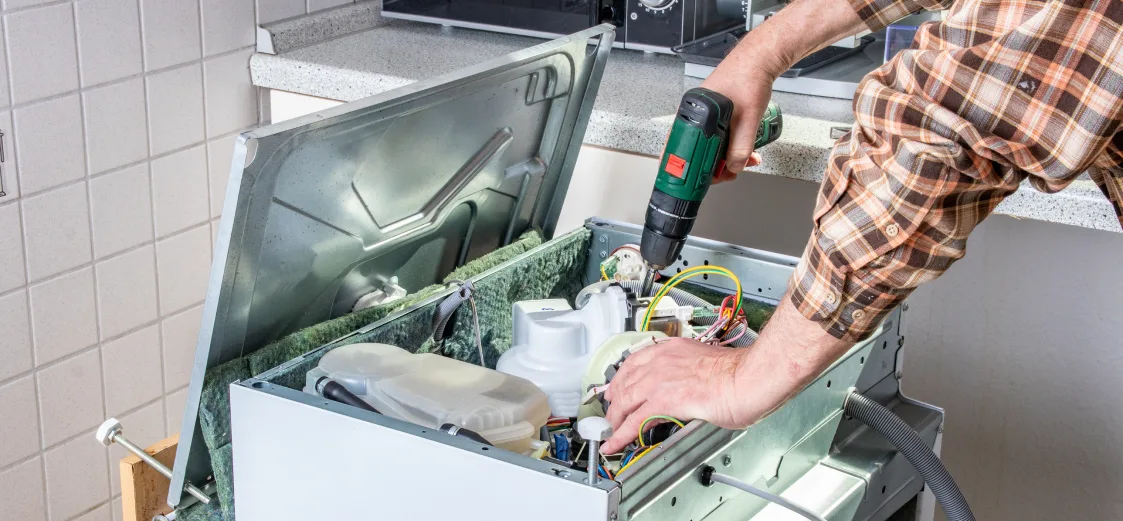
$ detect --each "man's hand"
[702,65,777,181]
[600,295,855,454]
[601,339,748,454]
[689,0,867,180]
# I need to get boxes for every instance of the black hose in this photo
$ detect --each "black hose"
[316,377,381,414]
[844,393,975,521]
[439,423,493,446]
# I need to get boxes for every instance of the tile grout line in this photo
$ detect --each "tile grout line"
[1,7,48,511]
[0,124,254,210]
[0,219,214,303]
[0,301,204,420]
[0,5,261,517]
[0,43,253,117]
[0,0,71,17]
[70,0,118,510]
[0,392,171,477]
[134,0,172,441]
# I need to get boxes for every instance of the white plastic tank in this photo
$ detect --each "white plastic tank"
[496,286,628,417]
[305,343,550,453]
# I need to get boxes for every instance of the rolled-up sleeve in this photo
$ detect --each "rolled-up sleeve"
[787,87,1022,342]
[848,0,952,31]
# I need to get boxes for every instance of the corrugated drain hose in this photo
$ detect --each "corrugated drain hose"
[844,392,975,521]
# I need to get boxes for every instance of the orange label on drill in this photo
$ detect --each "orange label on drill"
[665,154,686,178]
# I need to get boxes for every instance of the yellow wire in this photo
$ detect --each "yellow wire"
[648,267,739,321]
[638,415,686,447]
[600,264,609,281]
[641,266,742,331]
[617,444,660,476]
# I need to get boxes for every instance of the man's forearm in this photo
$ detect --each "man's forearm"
[730,292,854,424]
[721,0,868,79]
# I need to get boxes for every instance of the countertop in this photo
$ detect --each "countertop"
[250,19,1120,233]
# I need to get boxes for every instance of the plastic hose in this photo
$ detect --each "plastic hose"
[701,467,826,521]
[844,393,975,521]
[439,423,493,446]
[316,377,381,414]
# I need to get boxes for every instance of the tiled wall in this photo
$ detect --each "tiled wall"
[0,1,357,521]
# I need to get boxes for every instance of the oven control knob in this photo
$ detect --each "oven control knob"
[639,0,675,11]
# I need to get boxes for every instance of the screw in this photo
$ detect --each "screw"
[903,303,910,311]
[599,251,608,259]
[897,337,905,347]
[599,236,607,243]
[611,513,619,521]
[895,370,903,380]
[578,417,613,486]
[96,419,211,505]
[937,424,945,434]
[722,455,732,467]
[630,12,638,19]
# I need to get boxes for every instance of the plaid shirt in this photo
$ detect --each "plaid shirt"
[789,0,1123,341]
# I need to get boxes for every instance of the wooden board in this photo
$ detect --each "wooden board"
[119,435,178,521]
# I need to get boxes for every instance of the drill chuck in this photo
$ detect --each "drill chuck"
[640,189,700,268]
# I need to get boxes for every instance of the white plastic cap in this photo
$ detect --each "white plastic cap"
[577,416,613,442]
[95,418,122,447]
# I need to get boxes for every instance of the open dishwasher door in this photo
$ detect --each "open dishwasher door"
[169,23,616,510]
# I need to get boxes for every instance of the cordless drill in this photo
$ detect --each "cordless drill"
[639,88,782,296]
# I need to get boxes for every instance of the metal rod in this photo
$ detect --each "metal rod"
[96,419,212,505]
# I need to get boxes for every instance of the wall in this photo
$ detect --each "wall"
[559,146,1123,520]
[0,1,357,521]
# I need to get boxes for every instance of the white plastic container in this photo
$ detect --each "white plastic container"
[305,343,550,453]
[497,286,628,417]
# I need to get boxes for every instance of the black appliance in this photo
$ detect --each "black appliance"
[382,0,745,53]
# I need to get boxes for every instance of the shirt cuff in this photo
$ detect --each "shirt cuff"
[788,236,904,342]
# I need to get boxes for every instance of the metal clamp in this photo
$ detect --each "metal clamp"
[95,418,212,505]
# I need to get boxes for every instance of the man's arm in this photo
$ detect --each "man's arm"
[707,0,951,177]
[704,0,867,176]
[600,0,958,454]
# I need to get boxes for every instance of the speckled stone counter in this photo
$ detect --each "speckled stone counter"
[250,20,1120,232]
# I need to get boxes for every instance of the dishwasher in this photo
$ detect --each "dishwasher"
[165,23,945,521]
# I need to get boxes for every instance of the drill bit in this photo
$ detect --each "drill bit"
[640,266,658,297]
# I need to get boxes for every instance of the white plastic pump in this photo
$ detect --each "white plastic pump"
[497,286,629,417]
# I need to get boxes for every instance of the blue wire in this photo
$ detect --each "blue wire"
[620,450,636,467]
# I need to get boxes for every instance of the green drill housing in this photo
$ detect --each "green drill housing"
[654,91,781,203]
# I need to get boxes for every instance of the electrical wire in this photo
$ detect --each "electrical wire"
[641,266,742,331]
[467,296,485,367]
[600,263,609,281]
[638,415,685,447]
[696,316,729,343]
[617,443,660,476]
[619,449,636,468]
[720,319,749,345]
[706,470,826,521]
